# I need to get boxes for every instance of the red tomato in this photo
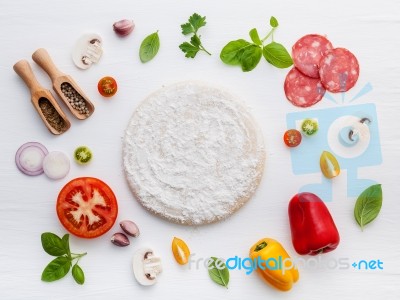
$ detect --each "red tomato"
[284,129,302,147]
[98,76,118,97]
[56,177,118,238]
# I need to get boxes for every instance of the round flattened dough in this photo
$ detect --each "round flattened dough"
[123,81,265,225]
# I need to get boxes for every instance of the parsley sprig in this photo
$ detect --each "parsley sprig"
[179,13,211,58]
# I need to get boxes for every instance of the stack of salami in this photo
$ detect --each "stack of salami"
[285,34,359,108]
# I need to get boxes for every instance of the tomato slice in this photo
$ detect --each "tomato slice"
[98,76,118,97]
[301,119,318,136]
[283,129,302,147]
[171,237,191,265]
[56,177,118,238]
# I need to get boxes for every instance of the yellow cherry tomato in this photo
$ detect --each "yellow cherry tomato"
[172,237,190,265]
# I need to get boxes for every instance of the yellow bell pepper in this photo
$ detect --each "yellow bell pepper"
[249,238,299,291]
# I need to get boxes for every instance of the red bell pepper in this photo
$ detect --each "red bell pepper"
[288,192,340,255]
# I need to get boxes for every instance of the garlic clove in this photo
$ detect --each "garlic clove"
[133,248,162,286]
[113,19,134,37]
[120,220,140,237]
[72,33,103,70]
[111,232,130,247]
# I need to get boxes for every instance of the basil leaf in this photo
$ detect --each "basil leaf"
[270,16,279,28]
[241,45,262,72]
[41,232,67,256]
[208,257,229,288]
[41,257,71,282]
[139,31,160,63]
[263,42,293,68]
[72,264,85,285]
[62,234,71,258]
[354,184,383,230]
[249,28,262,46]
[220,39,252,66]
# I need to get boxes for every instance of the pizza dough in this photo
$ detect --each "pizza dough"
[123,81,265,225]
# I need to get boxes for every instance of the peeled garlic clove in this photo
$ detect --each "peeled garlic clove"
[111,232,130,247]
[72,33,103,70]
[120,220,140,237]
[113,19,134,36]
[320,151,340,179]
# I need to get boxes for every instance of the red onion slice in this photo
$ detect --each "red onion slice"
[15,142,49,176]
[43,151,70,180]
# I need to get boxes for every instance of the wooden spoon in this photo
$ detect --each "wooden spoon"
[13,60,71,135]
[32,48,94,120]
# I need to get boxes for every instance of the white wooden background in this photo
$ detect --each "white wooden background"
[1,0,400,299]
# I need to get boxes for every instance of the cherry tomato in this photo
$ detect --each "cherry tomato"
[98,76,117,97]
[301,119,318,136]
[171,237,191,265]
[56,177,118,238]
[283,129,302,147]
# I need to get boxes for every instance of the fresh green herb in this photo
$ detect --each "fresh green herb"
[249,28,262,46]
[241,45,263,72]
[179,13,211,58]
[72,264,85,285]
[41,257,72,282]
[41,232,87,284]
[219,39,252,66]
[41,232,67,256]
[263,42,293,68]
[139,31,160,63]
[220,16,292,72]
[354,184,383,230]
[270,16,279,28]
[208,257,230,288]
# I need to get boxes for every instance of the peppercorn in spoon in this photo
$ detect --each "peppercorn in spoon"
[13,60,71,135]
[32,48,94,120]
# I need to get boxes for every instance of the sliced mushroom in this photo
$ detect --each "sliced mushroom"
[72,33,103,70]
[132,248,162,286]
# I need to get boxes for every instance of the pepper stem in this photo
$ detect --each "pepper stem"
[254,241,268,252]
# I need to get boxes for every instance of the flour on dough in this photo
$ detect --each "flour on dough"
[123,81,265,225]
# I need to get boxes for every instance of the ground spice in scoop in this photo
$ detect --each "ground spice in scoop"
[38,98,67,133]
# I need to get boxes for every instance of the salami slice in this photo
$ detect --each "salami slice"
[284,67,326,108]
[319,48,359,93]
[292,34,333,78]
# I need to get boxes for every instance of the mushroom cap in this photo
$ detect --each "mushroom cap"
[132,247,162,286]
[72,33,103,70]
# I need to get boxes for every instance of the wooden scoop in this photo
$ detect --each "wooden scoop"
[32,48,94,120]
[13,60,71,135]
